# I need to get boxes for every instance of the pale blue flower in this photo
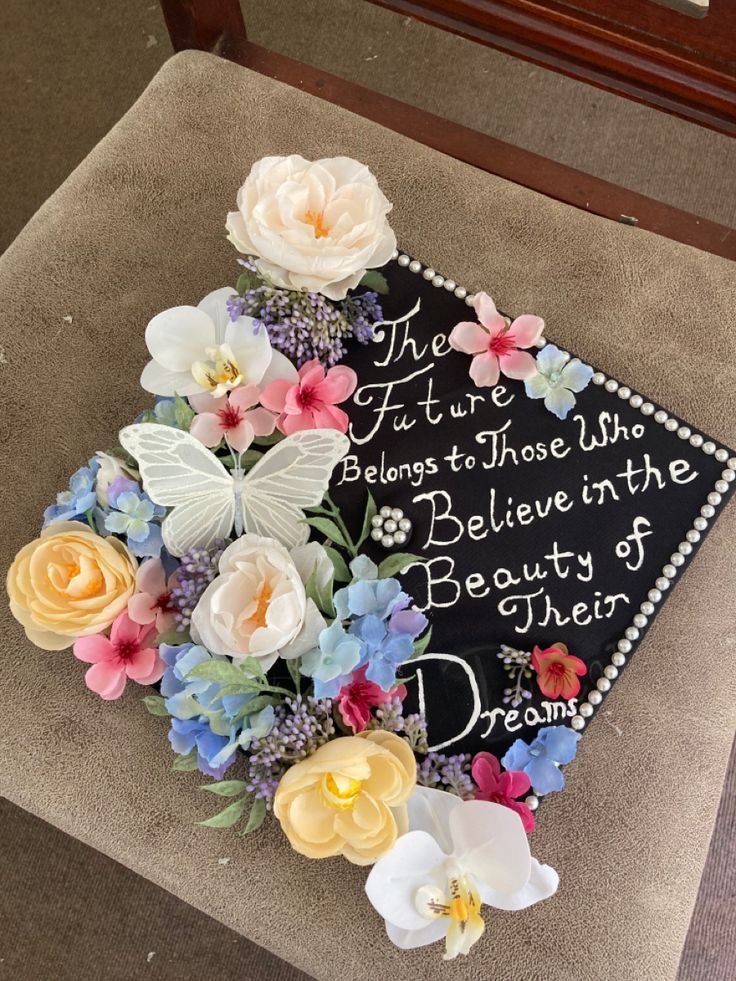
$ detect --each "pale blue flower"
[524,344,593,420]
[43,459,100,527]
[350,614,414,691]
[350,554,378,581]
[334,576,407,621]
[301,620,362,699]
[103,482,165,558]
[501,725,581,795]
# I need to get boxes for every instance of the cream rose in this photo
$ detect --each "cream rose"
[273,730,417,865]
[7,521,138,650]
[226,155,396,301]
[190,534,328,670]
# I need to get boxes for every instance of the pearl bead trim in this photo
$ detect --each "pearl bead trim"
[393,251,735,737]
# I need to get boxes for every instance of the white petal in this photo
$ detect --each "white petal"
[559,358,594,393]
[365,831,448,932]
[145,306,214,371]
[407,786,461,855]
[478,858,559,911]
[197,287,238,345]
[260,348,299,388]
[544,386,576,420]
[225,316,274,386]
[385,918,448,951]
[450,801,531,895]
[278,600,326,660]
[524,371,551,400]
[140,360,203,397]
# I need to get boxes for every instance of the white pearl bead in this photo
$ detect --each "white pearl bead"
[670,553,685,567]
[571,715,585,731]
[370,528,383,542]
[629,394,643,408]
[592,372,606,386]
[371,515,383,528]
[597,678,611,693]
[625,626,639,641]
[686,529,701,543]
[662,564,677,579]
[702,441,716,455]
[454,286,467,299]
[393,530,407,546]
[408,259,422,273]
[654,410,668,424]
[379,505,392,518]
[677,426,691,440]
[640,600,655,615]
[700,504,715,519]
[381,534,394,548]
[525,795,539,811]
[612,652,627,667]
[465,294,475,306]
[617,638,632,654]
[715,480,729,494]
[390,508,404,521]
[664,418,679,432]
[693,516,708,532]
[689,433,704,448]
[432,275,444,288]
[648,588,662,603]
[633,613,648,628]
[729,458,736,470]
[722,469,735,482]
[588,690,603,706]
[423,267,435,280]
[604,379,619,393]
[617,386,631,400]
[654,576,670,591]
[707,492,722,506]
[398,254,410,267]
[579,702,594,718]
[715,449,729,463]
[678,541,693,555]
[391,249,399,260]
[535,337,547,348]
[640,402,655,416]
[604,664,619,680]
[398,518,412,532]
[444,279,456,291]
[383,519,397,534]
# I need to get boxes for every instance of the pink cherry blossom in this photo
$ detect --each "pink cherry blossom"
[188,384,276,453]
[471,751,535,833]
[449,292,544,388]
[127,558,178,633]
[260,359,357,435]
[73,612,165,700]
[336,666,406,733]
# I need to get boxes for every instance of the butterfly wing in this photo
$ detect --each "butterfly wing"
[119,423,235,556]
[241,429,350,549]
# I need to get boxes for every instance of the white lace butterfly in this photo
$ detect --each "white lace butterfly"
[118,423,349,556]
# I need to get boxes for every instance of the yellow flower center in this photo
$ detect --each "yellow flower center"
[321,773,363,811]
[191,344,244,397]
[415,870,486,960]
[304,209,330,239]
[250,583,272,630]
[449,896,469,922]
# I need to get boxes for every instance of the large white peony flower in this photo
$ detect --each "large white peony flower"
[140,286,297,398]
[365,786,559,959]
[226,155,396,301]
[190,534,328,671]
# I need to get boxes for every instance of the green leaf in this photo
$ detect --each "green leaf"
[357,490,377,548]
[231,694,281,722]
[240,449,263,471]
[142,695,169,718]
[377,553,424,579]
[240,796,267,835]
[286,657,302,695]
[198,797,247,829]
[303,504,334,517]
[236,268,262,294]
[198,780,247,797]
[411,626,433,659]
[305,566,335,619]
[213,681,261,697]
[239,655,267,679]
[173,748,199,771]
[186,660,249,686]
[174,394,195,432]
[305,517,347,548]
[359,270,390,295]
[104,445,138,469]
[323,545,351,583]
[156,629,190,647]
[253,431,285,447]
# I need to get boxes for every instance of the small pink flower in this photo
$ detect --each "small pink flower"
[336,666,406,733]
[73,612,165,700]
[189,384,276,453]
[449,292,544,388]
[471,751,535,833]
[127,558,178,634]
[260,359,357,435]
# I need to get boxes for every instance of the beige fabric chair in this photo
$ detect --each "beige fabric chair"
[1,52,734,981]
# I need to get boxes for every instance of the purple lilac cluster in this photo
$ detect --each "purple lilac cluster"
[226,259,382,367]
[245,696,336,807]
[169,541,228,631]
[370,696,429,754]
[417,752,475,799]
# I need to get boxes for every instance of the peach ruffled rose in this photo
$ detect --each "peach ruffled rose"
[273,730,416,865]
[7,521,137,651]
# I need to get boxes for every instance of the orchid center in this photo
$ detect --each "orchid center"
[414,870,485,960]
[191,344,244,397]
[321,772,363,811]
[303,209,330,239]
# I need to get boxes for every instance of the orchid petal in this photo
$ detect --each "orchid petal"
[406,786,460,856]
[196,287,237,344]
[477,857,559,911]
[450,800,531,894]
[365,830,448,932]
[140,361,202,398]
[145,307,214,371]
[385,918,448,950]
[224,316,273,386]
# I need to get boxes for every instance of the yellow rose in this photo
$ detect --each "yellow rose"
[273,730,416,865]
[7,521,138,651]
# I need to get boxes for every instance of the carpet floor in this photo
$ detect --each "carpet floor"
[0,1,734,979]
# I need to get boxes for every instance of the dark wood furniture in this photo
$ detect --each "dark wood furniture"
[158,0,736,261]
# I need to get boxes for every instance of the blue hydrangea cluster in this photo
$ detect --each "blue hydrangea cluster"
[161,642,275,780]
[43,458,100,527]
[102,477,165,558]
[226,259,382,367]
[501,725,581,795]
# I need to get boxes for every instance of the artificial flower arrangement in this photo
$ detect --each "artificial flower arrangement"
[6,155,593,961]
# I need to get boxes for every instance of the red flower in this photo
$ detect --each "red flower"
[471,752,535,833]
[336,666,406,733]
[531,642,586,700]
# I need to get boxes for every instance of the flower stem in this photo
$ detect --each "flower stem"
[323,492,358,558]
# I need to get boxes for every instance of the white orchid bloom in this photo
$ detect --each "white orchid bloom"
[140,286,297,398]
[365,786,558,960]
